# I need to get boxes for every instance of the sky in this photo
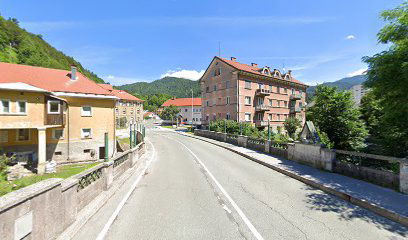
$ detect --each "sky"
[0,0,403,86]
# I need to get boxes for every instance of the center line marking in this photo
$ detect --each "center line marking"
[162,134,265,240]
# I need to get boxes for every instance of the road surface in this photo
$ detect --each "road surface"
[73,127,408,240]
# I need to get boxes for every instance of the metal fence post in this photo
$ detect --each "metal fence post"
[240,122,242,135]
[129,124,133,148]
[268,120,271,141]
[104,132,109,162]
[224,119,227,133]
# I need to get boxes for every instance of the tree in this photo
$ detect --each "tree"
[307,85,367,150]
[160,105,180,122]
[362,2,408,157]
[284,117,302,139]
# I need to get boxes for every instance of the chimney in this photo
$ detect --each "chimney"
[230,57,236,62]
[70,65,77,80]
[251,63,258,68]
[288,70,292,75]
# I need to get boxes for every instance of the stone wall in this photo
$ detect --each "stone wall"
[0,142,146,240]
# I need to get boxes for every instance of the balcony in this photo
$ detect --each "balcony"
[290,93,302,100]
[255,88,271,96]
[254,120,269,127]
[46,113,66,126]
[290,107,302,113]
[255,104,271,112]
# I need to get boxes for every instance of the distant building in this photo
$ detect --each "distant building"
[98,84,144,127]
[200,56,308,132]
[350,84,369,106]
[161,98,202,125]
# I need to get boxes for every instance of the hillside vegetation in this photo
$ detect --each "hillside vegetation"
[0,16,104,83]
[307,75,367,96]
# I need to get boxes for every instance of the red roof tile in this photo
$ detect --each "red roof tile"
[98,84,143,102]
[0,62,112,95]
[217,57,307,86]
[162,98,202,107]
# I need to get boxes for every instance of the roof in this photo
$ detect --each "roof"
[215,57,307,86]
[0,62,113,96]
[98,84,143,102]
[0,82,50,93]
[162,98,202,107]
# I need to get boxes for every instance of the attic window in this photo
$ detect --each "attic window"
[285,74,291,80]
[262,68,270,75]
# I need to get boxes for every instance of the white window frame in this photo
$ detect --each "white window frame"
[0,99,10,113]
[245,113,251,122]
[226,96,230,105]
[16,100,27,114]
[245,80,251,89]
[244,96,251,105]
[48,100,61,114]
[16,129,30,142]
[81,128,92,139]
[52,129,64,140]
[81,106,92,117]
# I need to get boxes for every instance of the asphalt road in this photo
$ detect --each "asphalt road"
[73,126,408,240]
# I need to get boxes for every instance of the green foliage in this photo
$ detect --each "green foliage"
[362,2,408,157]
[0,154,12,177]
[0,15,104,83]
[306,75,367,98]
[118,77,200,99]
[307,85,368,150]
[160,105,180,121]
[284,117,302,139]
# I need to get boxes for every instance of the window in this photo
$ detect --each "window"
[269,99,273,106]
[256,113,263,121]
[284,88,288,94]
[277,100,281,107]
[245,113,251,121]
[268,114,272,121]
[269,85,272,91]
[0,100,10,113]
[226,96,230,105]
[244,96,251,105]
[226,81,230,89]
[214,67,222,76]
[81,106,92,117]
[17,129,30,141]
[0,130,8,143]
[17,101,27,113]
[52,129,64,139]
[213,85,217,91]
[277,114,281,121]
[206,86,210,93]
[81,128,92,138]
[277,87,280,93]
[48,100,60,114]
[292,88,295,94]
[55,151,62,156]
[226,113,231,120]
[258,83,263,89]
[185,108,188,112]
[206,115,209,121]
[206,101,209,107]
[83,149,91,153]
[245,80,251,89]
[299,102,303,108]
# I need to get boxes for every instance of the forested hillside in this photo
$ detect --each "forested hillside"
[0,15,104,83]
[118,76,200,97]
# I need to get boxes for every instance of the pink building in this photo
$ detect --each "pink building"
[200,56,308,132]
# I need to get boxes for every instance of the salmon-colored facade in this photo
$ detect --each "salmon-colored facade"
[200,57,308,132]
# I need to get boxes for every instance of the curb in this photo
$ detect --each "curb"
[173,130,408,227]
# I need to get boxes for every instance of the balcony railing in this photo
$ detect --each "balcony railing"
[254,120,269,127]
[46,113,66,126]
[290,93,302,100]
[255,88,271,96]
[255,104,271,111]
[290,107,302,113]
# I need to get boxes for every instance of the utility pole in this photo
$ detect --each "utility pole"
[268,119,271,141]
[191,89,194,130]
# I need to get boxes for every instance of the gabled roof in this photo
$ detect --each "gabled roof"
[162,98,202,107]
[0,62,113,96]
[98,84,143,102]
[204,56,307,86]
[0,82,50,93]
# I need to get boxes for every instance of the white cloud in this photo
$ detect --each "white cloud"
[347,68,367,77]
[161,69,205,80]
[346,35,356,40]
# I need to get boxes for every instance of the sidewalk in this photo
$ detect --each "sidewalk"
[172,129,408,227]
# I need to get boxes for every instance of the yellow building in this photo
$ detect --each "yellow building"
[0,63,117,173]
[98,84,144,127]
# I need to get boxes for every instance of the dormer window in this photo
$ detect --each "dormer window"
[273,70,281,78]
[262,67,271,75]
[214,67,222,76]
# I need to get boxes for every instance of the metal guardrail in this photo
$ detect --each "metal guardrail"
[113,152,129,168]
[77,165,103,191]
[335,149,408,164]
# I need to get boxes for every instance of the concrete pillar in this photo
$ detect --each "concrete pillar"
[103,161,114,190]
[221,133,227,142]
[400,162,408,194]
[37,127,47,174]
[238,135,248,147]
[264,140,271,153]
[320,148,336,172]
[286,143,295,161]
[130,149,138,167]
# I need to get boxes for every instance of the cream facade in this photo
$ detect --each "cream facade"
[115,100,143,126]
[0,86,116,173]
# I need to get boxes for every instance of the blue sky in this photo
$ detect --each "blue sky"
[0,0,403,86]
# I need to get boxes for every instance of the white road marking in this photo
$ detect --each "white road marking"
[95,139,157,240]
[162,134,265,240]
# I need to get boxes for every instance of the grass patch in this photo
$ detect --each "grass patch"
[161,125,174,129]
[0,163,99,197]
[117,137,130,146]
